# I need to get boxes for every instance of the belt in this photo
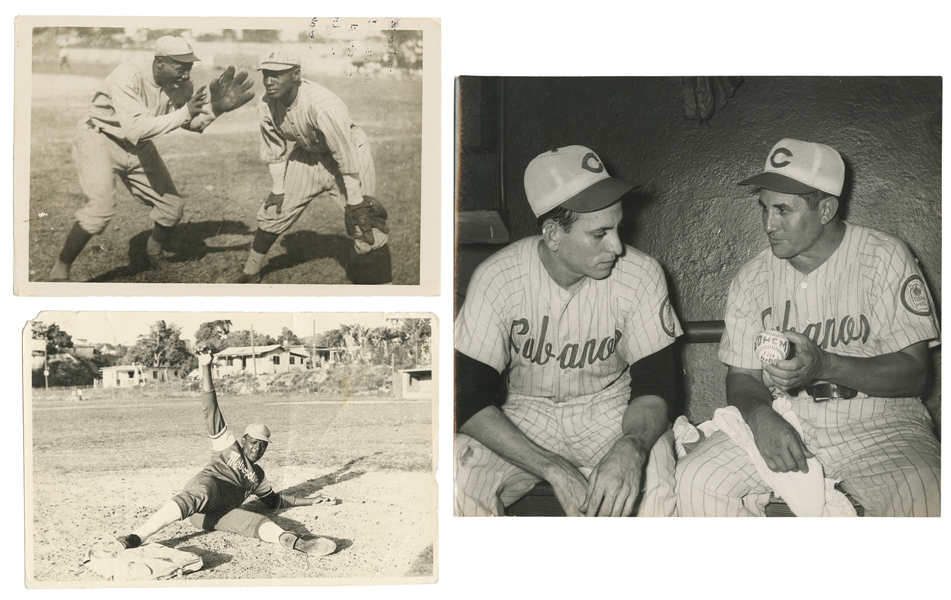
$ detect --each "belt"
[85,119,140,153]
[803,382,858,402]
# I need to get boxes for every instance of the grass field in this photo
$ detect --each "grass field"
[27,60,422,284]
[28,387,435,583]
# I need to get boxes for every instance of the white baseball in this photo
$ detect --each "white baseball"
[755,331,789,363]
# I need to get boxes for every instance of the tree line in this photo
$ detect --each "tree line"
[31,318,432,388]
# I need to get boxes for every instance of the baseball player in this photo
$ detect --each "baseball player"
[455,145,682,517]
[48,36,254,282]
[221,49,391,285]
[676,138,941,517]
[115,351,339,556]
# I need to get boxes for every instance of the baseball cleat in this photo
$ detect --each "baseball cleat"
[219,270,263,284]
[279,532,336,557]
[146,251,171,270]
[116,534,142,550]
[48,263,71,282]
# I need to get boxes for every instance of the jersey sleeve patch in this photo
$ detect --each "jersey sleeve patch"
[660,296,676,338]
[901,275,932,316]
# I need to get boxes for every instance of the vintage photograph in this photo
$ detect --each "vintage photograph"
[454,76,941,518]
[25,311,436,585]
[15,16,440,294]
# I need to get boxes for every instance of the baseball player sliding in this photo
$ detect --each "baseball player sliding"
[455,145,682,517]
[115,350,340,556]
[676,138,941,517]
[48,36,254,282]
[220,49,391,285]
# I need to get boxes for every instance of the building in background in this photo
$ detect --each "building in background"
[215,344,312,376]
[101,365,182,388]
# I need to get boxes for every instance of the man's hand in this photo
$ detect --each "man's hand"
[209,66,255,116]
[580,436,645,517]
[186,85,208,118]
[747,404,813,473]
[196,348,214,367]
[304,493,342,506]
[762,331,828,390]
[264,192,285,215]
[544,456,589,516]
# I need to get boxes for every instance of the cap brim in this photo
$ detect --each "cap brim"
[559,177,639,213]
[166,54,200,63]
[738,172,819,194]
[257,64,298,72]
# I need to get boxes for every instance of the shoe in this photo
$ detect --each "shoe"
[280,532,336,557]
[48,262,71,282]
[146,251,172,270]
[218,270,262,284]
[116,534,142,550]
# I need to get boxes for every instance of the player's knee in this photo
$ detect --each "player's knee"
[674,449,712,499]
[160,198,185,226]
[889,466,941,517]
[75,210,113,235]
[170,494,200,519]
[172,485,212,517]
[454,434,479,470]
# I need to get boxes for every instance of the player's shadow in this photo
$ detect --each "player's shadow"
[239,454,381,555]
[258,230,352,278]
[87,220,252,282]
[278,453,382,498]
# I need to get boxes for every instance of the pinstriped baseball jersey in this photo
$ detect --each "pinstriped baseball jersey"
[455,236,682,403]
[679,222,941,517]
[721,222,939,374]
[259,79,364,175]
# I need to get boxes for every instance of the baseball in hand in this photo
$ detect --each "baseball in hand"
[754,330,790,364]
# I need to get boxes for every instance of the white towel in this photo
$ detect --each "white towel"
[675,398,856,517]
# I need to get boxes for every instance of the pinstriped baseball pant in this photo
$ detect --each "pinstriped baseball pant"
[256,129,377,236]
[454,394,678,516]
[676,396,941,517]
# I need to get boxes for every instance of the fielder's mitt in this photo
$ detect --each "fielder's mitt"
[209,66,254,116]
[345,196,389,244]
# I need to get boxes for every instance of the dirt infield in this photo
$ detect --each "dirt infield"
[28,392,436,585]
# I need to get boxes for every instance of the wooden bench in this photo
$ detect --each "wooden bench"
[501,320,865,517]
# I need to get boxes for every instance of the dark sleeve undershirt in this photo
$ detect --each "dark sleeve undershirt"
[258,490,281,510]
[455,350,505,431]
[628,344,676,413]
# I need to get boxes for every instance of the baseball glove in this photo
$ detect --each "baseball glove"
[344,196,389,244]
[209,66,254,116]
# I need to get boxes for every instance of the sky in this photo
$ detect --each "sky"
[30,311,408,346]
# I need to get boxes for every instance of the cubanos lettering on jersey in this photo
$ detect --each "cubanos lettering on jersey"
[509,315,622,369]
[761,299,870,348]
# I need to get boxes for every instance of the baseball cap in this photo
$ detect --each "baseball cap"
[524,145,638,218]
[244,423,272,443]
[153,36,200,63]
[739,138,844,196]
[258,49,301,72]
